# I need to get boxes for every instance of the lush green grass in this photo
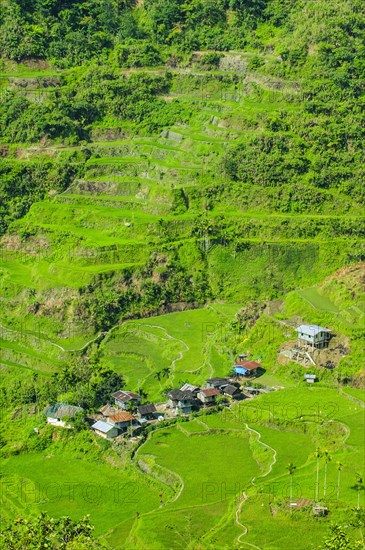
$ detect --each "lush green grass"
[297,287,340,313]
[1,452,161,535]
[100,306,240,400]
[0,49,364,550]
[123,426,260,549]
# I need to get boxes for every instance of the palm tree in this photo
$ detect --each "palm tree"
[161,367,171,379]
[336,462,342,500]
[323,450,331,499]
[154,371,162,382]
[286,462,296,512]
[315,447,322,503]
[139,389,148,400]
[33,373,39,418]
[356,472,363,509]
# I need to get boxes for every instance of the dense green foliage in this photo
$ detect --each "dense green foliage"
[0,513,104,549]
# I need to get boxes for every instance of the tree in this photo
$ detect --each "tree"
[154,370,162,382]
[355,473,363,510]
[93,370,125,407]
[350,507,365,547]
[286,462,296,512]
[0,513,104,549]
[315,447,322,503]
[321,523,362,550]
[161,367,171,379]
[336,462,343,500]
[323,450,331,499]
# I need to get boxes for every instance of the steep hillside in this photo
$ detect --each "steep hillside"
[0,0,364,394]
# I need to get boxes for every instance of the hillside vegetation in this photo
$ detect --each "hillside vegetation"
[0,1,364,548]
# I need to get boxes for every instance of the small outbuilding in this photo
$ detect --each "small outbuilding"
[244,387,261,396]
[91,420,119,439]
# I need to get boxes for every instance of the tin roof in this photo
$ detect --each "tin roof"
[223,384,241,396]
[99,404,118,416]
[167,389,193,401]
[199,388,220,397]
[92,420,116,433]
[235,360,261,371]
[112,390,139,402]
[297,324,330,335]
[108,411,136,423]
[44,403,83,419]
[180,383,199,393]
[138,404,156,415]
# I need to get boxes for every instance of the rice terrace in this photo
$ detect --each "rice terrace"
[0,0,364,548]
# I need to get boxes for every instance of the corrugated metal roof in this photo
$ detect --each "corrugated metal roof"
[234,366,248,374]
[296,325,330,335]
[167,389,193,401]
[108,412,136,422]
[92,421,116,433]
[99,404,118,416]
[235,360,261,370]
[44,403,83,419]
[223,384,241,396]
[138,404,156,415]
[113,390,139,402]
[180,383,199,393]
[199,388,220,397]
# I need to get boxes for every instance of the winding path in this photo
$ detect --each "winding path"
[232,423,277,548]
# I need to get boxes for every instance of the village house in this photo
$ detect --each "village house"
[167,389,194,414]
[180,383,200,398]
[234,360,261,377]
[197,387,220,405]
[112,390,140,409]
[296,324,331,350]
[44,403,83,428]
[205,377,230,390]
[137,403,157,421]
[91,420,119,439]
[99,404,118,417]
[222,384,243,400]
[107,411,138,431]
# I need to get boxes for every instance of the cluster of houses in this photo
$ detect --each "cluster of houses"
[43,324,333,440]
[44,358,263,440]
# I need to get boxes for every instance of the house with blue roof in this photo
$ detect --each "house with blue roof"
[234,360,261,377]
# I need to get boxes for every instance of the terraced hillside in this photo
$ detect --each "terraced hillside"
[0,1,365,546]
[1,55,364,373]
